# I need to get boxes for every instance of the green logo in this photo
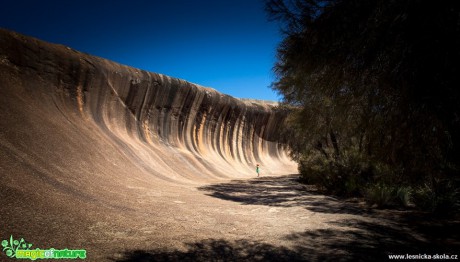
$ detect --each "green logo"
[2,235,86,260]
[2,235,33,258]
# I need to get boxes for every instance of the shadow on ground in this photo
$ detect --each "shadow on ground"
[113,176,459,261]
[198,175,373,216]
[112,219,459,261]
[112,239,305,262]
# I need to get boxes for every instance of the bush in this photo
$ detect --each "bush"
[364,183,394,207]
[299,147,416,209]
[364,183,412,208]
[299,148,375,197]
[412,184,436,211]
[395,186,412,207]
[412,180,459,215]
[298,146,458,213]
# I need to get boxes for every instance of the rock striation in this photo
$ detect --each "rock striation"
[0,28,296,185]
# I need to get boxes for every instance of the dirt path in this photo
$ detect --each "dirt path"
[2,172,459,261]
[89,175,458,261]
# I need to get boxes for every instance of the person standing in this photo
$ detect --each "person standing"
[256,164,260,177]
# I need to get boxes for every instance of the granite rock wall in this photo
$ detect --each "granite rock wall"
[0,28,296,183]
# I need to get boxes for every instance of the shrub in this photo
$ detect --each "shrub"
[412,180,459,215]
[298,146,458,213]
[395,186,412,207]
[412,184,438,212]
[299,147,375,197]
[364,183,394,207]
[364,183,412,208]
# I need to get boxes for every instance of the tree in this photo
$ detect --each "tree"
[267,0,460,206]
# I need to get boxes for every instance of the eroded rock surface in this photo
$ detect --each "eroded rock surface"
[0,29,298,260]
[0,28,295,183]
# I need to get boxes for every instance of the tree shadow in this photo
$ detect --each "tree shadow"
[198,175,374,216]
[112,218,460,261]
[113,176,459,261]
[112,239,306,262]
[389,212,460,251]
[286,218,460,261]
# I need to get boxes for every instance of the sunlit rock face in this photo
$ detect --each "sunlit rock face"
[0,28,296,186]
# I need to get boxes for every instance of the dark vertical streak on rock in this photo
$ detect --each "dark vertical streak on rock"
[0,29,295,179]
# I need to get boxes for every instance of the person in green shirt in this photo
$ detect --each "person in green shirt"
[256,164,260,177]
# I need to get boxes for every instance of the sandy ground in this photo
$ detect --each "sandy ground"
[3,171,459,261]
[107,175,460,261]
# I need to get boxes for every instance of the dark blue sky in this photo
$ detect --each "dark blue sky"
[1,0,283,100]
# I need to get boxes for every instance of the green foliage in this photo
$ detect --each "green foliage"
[412,180,459,215]
[412,184,437,212]
[364,183,411,208]
[395,186,412,208]
[298,145,412,206]
[299,146,374,196]
[267,0,460,213]
[364,183,396,208]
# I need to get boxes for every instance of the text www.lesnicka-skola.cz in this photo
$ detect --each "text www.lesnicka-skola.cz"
[388,254,458,260]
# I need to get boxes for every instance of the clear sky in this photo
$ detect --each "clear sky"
[0,0,283,101]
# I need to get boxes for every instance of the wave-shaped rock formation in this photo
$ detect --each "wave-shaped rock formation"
[0,28,295,188]
[0,27,298,261]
